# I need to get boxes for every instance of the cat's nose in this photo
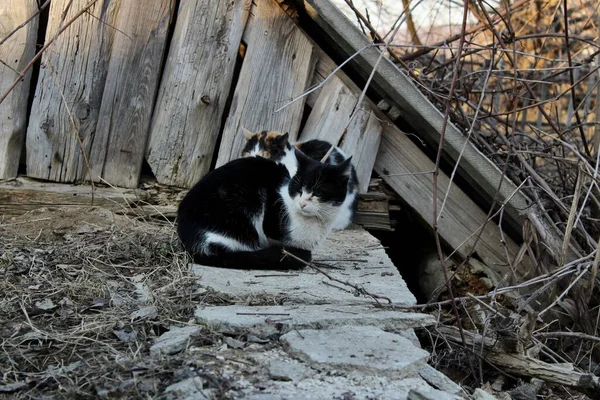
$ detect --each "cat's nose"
[300,200,308,209]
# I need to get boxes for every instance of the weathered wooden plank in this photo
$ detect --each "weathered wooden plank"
[89,0,176,188]
[290,25,532,277]
[0,1,38,179]
[300,75,380,193]
[297,0,530,238]
[146,0,251,188]
[0,178,138,217]
[375,122,532,279]
[215,0,316,167]
[26,0,116,183]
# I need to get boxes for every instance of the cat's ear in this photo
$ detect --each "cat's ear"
[338,157,353,177]
[280,132,290,142]
[241,126,255,140]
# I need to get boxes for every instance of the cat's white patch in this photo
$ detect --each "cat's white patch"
[279,185,338,250]
[202,232,256,254]
[279,147,297,177]
[252,204,269,248]
[246,142,261,157]
[331,188,357,230]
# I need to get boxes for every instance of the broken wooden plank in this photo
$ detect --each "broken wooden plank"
[0,178,138,217]
[215,0,316,167]
[88,0,176,188]
[0,1,38,179]
[146,0,251,188]
[375,120,533,278]
[300,75,381,193]
[26,0,116,183]
[297,0,530,237]
[289,24,532,277]
[437,325,600,398]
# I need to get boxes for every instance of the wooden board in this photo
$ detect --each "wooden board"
[146,0,251,188]
[375,122,532,279]
[298,0,530,237]
[300,75,380,193]
[215,0,316,167]
[89,0,175,188]
[26,0,116,183]
[0,1,38,179]
[0,178,138,217]
[294,31,532,278]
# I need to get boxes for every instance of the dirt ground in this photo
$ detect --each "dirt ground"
[0,206,288,399]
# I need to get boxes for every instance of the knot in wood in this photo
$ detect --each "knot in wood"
[201,95,210,105]
[75,103,91,120]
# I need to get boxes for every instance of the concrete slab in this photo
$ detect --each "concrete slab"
[192,228,416,306]
[242,376,436,400]
[281,326,429,378]
[195,304,434,337]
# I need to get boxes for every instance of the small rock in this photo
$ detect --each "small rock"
[267,360,310,382]
[35,298,56,310]
[130,306,158,320]
[113,327,138,343]
[247,334,270,344]
[473,388,499,400]
[150,326,201,356]
[224,336,245,349]
[164,377,212,400]
[91,297,110,308]
[418,365,464,395]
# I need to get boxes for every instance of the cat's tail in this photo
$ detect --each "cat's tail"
[191,245,311,270]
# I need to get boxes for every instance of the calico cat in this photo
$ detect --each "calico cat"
[241,129,359,230]
[177,147,353,269]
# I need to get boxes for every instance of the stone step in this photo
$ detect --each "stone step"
[195,304,434,338]
[192,228,416,306]
[281,326,429,378]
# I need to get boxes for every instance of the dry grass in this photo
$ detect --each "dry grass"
[0,207,245,399]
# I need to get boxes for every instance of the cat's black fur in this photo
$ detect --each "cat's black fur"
[177,156,311,269]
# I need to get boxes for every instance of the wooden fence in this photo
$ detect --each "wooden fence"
[0,0,381,191]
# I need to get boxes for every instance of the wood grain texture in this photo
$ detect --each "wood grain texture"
[0,178,137,217]
[300,75,381,193]
[375,122,533,278]
[26,0,116,183]
[89,0,175,188]
[0,0,38,179]
[215,0,316,167]
[146,0,251,188]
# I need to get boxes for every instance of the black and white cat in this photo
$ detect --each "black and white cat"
[177,144,353,269]
[241,129,359,230]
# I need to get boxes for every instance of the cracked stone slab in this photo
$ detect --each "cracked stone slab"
[195,304,434,338]
[243,376,437,400]
[192,228,416,306]
[150,326,202,356]
[281,326,429,378]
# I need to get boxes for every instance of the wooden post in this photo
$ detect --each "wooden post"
[146,0,251,188]
[0,1,38,179]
